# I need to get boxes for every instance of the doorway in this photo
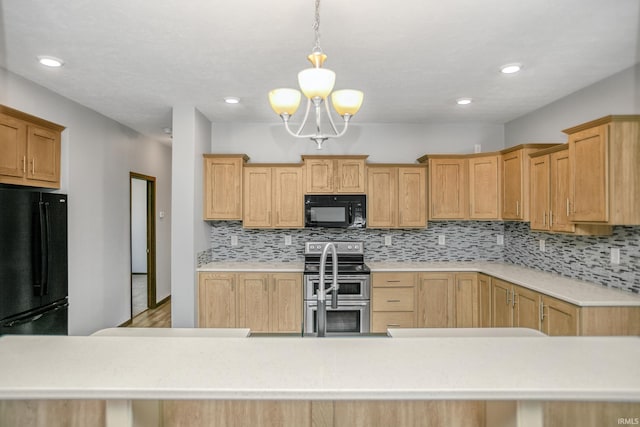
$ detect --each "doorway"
[129,172,157,319]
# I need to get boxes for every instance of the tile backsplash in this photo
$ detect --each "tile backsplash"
[199,221,640,293]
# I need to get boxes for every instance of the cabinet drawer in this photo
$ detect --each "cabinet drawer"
[371,312,416,332]
[372,287,415,311]
[372,272,416,288]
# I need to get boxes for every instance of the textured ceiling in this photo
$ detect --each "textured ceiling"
[1,0,638,143]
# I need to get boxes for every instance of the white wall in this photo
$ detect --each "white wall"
[0,68,172,335]
[171,106,211,328]
[131,178,147,274]
[505,64,640,146]
[211,122,505,162]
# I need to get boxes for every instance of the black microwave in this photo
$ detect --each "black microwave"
[304,195,366,228]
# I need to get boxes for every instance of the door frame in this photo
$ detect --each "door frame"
[129,172,157,316]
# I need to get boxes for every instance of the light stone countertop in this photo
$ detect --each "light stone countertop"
[197,261,640,307]
[0,334,639,401]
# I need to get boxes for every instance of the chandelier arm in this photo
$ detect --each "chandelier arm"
[294,98,314,137]
[323,98,341,136]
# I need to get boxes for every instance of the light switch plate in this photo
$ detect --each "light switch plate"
[496,234,504,245]
[539,239,546,252]
[438,235,446,245]
[384,235,392,246]
[611,248,621,265]
[231,235,238,246]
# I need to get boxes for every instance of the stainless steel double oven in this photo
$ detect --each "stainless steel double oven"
[303,241,370,336]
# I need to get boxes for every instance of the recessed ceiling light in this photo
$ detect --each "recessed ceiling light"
[456,98,472,105]
[224,97,240,104]
[500,63,522,74]
[37,56,64,68]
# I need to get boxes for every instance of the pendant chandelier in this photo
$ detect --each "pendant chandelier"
[268,0,364,150]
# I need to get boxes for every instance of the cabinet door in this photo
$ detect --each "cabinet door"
[336,159,365,193]
[237,273,270,333]
[513,285,540,331]
[491,279,513,327]
[367,167,397,227]
[305,159,334,193]
[529,155,550,231]
[397,167,427,227]
[270,273,302,333]
[549,149,575,232]
[569,125,608,222]
[198,273,236,328]
[455,273,478,328]
[27,125,60,183]
[429,158,467,219]
[203,156,244,220]
[477,274,492,328]
[273,167,304,228]
[541,296,579,336]
[417,273,455,328]
[502,150,524,220]
[0,113,26,179]
[243,167,272,227]
[468,155,500,219]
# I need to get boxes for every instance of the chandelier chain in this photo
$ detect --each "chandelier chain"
[312,0,322,53]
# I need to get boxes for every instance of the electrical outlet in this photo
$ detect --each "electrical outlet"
[284,235,292,246]
[230,235,238,246]
[438,235,446,246]
[384,235,392,246]
[474,144,482,153]
[496,234,504,245]
[539,239,546,252]
[611,248,621,265]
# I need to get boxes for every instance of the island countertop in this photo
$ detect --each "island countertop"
[197,261,640,307]
[1,334,639,401]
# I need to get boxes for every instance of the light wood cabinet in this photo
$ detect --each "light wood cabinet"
[529,146,612,235]
[203,154,248,220]
[564,115,640,225]
[540,295,578,336]
[417,272,479,328]
[477,274,492,327]
[501,144,559,221]
[0,105,64,189]
[468,155,501,219]
[199,272,302,333]
[198,273,237,328]
[367,164,427,228]
[427,157,467,220]
[243,165,304,228]
[371,273,416,332]
[302,155,367,193]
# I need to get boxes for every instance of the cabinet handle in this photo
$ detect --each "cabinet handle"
[539,302,546,321]
[387,324,400,327]
[549,210,553,227]
[516,201,520,216]
[387,299,401,303]
[512,290,516,307]
[506,289,510,306]
[566,199,570,217]
[32,158,35,175]
[22,156,26,173]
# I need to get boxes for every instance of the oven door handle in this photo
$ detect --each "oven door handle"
[306,301,369,307]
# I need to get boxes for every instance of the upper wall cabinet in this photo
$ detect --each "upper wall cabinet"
[563,116,640,225]
[242,164,304,228]
[203,154,248,220]
[367,164,427,228]
[0,105,65,189]
[501,144,559,221]
[302,155,367,194]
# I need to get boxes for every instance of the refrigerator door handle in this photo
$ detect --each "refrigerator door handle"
[43,202,51,296]
[35,201,49,297]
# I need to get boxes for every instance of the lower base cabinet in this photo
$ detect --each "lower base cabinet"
[417,272,479,328]
[198,272,302,333]
[371,273,417,332]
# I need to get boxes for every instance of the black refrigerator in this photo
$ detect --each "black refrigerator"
[0,188,68,335]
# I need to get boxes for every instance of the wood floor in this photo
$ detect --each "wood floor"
[128,298,171,328]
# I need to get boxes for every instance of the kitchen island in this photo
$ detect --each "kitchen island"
[1,332,639,427]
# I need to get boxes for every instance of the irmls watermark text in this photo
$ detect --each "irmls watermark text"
[618,418,640,425]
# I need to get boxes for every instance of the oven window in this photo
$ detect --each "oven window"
[314,281,363,296]
[313,310,361,333]
[309,206,346,223]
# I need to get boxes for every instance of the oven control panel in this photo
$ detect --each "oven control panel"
[304,241,364,255]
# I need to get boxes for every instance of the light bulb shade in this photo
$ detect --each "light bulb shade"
[298,68,336,99]
[268,88,302,116]
[331,89,364,116]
